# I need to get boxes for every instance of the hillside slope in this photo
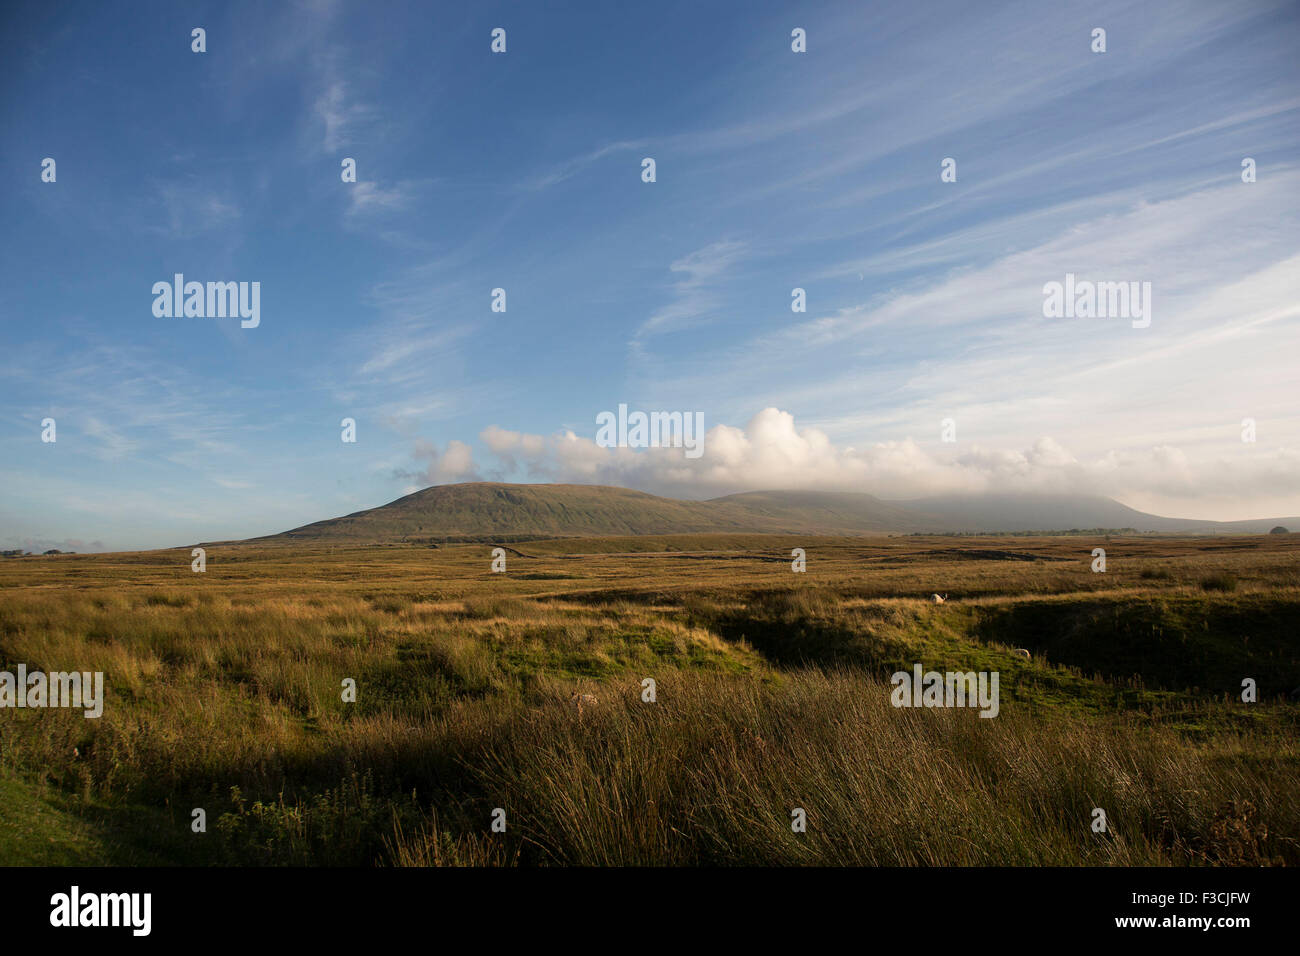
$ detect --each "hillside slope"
[905,494,1300,534]
[267,483,764,541]
[249,482,1299,544]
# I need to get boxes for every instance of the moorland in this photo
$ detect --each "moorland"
[0,531,1296,866]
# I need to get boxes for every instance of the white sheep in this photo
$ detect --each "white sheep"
[569,692,599,715]
[931,593,948,604]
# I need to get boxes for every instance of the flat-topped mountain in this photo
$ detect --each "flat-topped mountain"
[250,482,1300,543]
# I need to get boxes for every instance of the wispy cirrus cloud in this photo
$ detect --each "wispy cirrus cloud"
[347,179,415,215]
[523,140,648,191]
[634,239,748,342]
[144,180,241,240]
[314,80,378,152]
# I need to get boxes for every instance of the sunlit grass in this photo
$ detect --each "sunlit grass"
[0,533,1296,865]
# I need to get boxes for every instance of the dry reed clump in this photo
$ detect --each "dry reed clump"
[388,670,1299,866]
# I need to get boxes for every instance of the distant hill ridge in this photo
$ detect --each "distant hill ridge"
[248,482,1300,543]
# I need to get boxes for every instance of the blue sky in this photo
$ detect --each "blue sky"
[2,0,1298,551]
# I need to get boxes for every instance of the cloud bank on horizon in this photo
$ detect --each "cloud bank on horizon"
[426,407,1299,520]
[1,0,1298,550]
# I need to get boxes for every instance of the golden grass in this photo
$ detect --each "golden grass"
[0,533,1296,865]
